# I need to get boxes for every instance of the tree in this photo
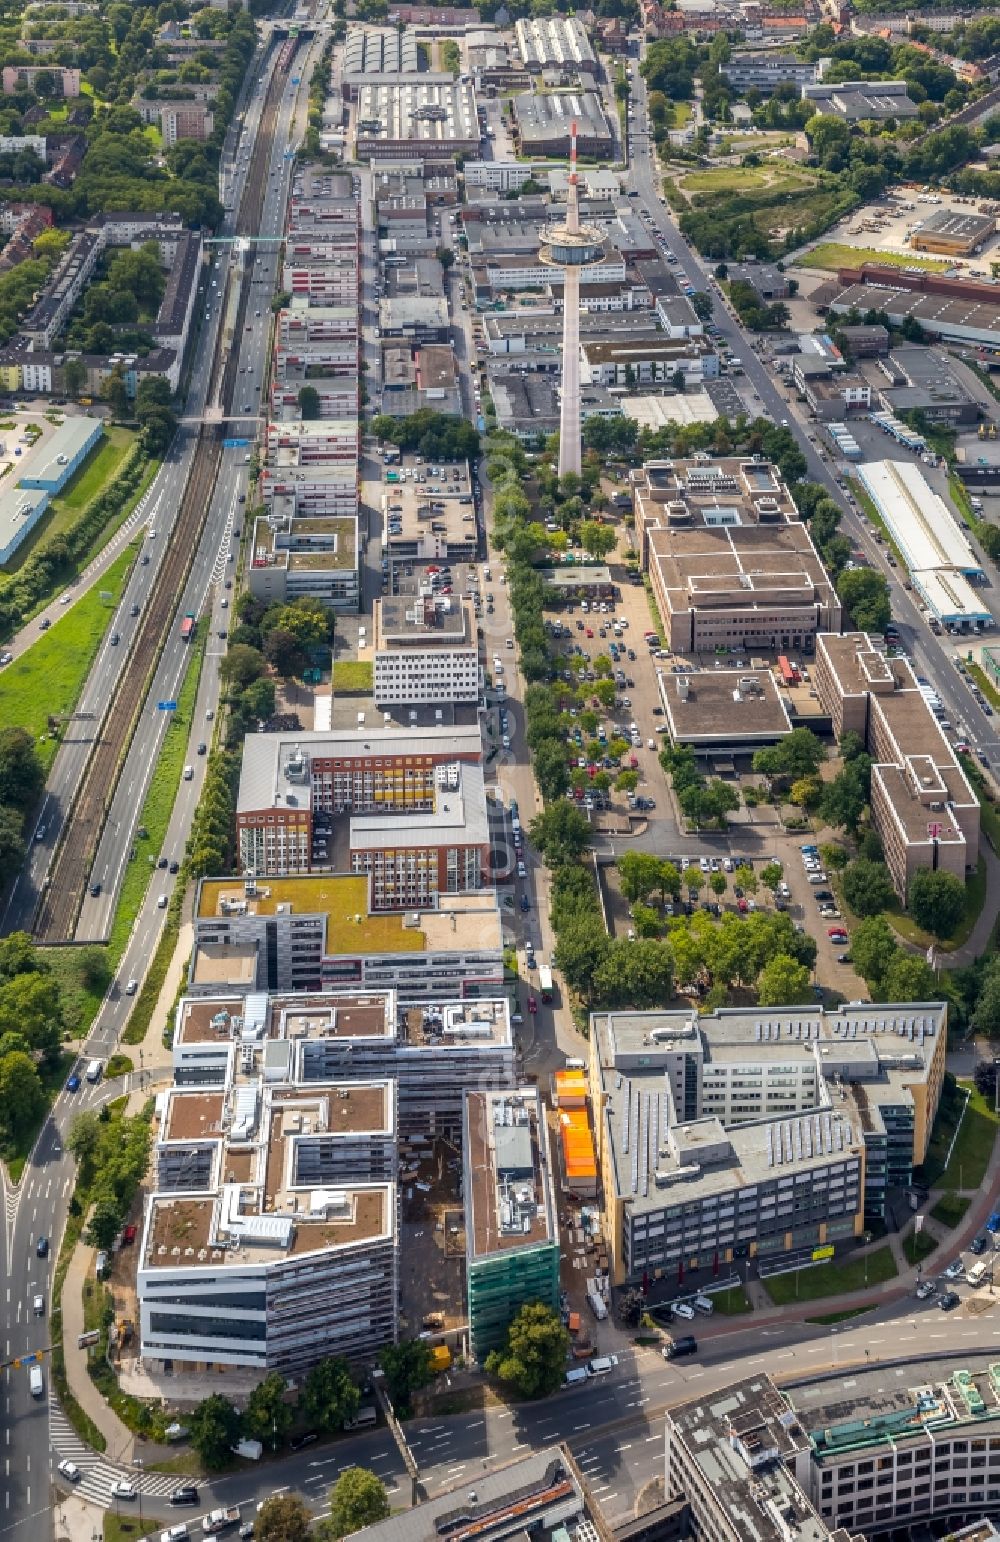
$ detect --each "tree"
[378,1339,433,1411]
[908,868,965,939]
[484,1301,570,1398]
[533,739,570,802]
[757,953,813,1007]
[301,1356,360,1433]
[244,1372,292,1449]
[86,1197,122,1251]
[63,356,87,399]
[843,859,895,919]
[882,951,938,1003]
[0,1051,45,1146]
[682,864,704,898]
[618,1287,644,1327]
[631,903,661,938]
[837,567,891,633]
[256,1494,312,1542]
[554,914,611,1002]
[752,728,825,781]
[579,520,617,561]
[709,870,727,898]
[220,644,265,692]
[593,937,673,1007]
[819,757,871,834]
[0,728,43,814]
[264,628,305,677]
[67,1111,102,1169]
[973,970,1000,1039]
[733,863,757,897]
[326,1468,390,1538]
[618,850,664,904]
[298,385,320,420]
[188,1393,242,1469]
[101,366,129,418]
[760,861,783,897]
[850,916,898,986]
[528,802,592,866]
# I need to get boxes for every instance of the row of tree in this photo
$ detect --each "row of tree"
[67,1102,151,1253]
[371,408,480,466]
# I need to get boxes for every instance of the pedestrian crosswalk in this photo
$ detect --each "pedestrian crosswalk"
[50,1404,195,1509]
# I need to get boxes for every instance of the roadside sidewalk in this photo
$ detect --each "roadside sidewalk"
[61,1242,135,1465]
[131,913,194,1078]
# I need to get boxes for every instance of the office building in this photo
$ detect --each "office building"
[138,1071,398,1374]
[380,472,478,563]
[877,346,982,425]
[192,873,503,1000]
[248,512,360,608]
[659,667,796,755]
[373,596,481,707]
[721,51,827,92]
[172,988,514,1142]
[801,78,918,120]
[815,632,980,898]
[349,760,490,911]
[590,1002,946,1284]
[464,1087,560,1360]
[633,458,841,655]
[665,1376,860,1542]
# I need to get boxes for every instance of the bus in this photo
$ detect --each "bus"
[539,965,554,1004]
[180,614,196,642]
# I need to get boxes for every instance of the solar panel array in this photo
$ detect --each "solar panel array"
[745,1012,938,1046]
[765,1112,851,1168]
[619,1080,668,1197]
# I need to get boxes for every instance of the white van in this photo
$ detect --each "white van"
[86,1059,102,1083]
[967,1260,989,1288]
[672,1301,696,1321]
[587,1356,613,1377]
[564,1366,589,1386]
[29,1364,43,1397]
[693,1294,715,1316]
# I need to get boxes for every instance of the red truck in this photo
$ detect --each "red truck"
[179,614,195,642]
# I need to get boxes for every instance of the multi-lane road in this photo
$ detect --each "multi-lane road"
[0,31,322,1542]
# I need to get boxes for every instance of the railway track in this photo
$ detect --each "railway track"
[32,44,298,943]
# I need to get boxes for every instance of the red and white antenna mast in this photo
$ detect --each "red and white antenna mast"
[566,119,580,236]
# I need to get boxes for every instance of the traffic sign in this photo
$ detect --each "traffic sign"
[157,701,177,712]
[17,1353,37,1367]
[223,438,251,448]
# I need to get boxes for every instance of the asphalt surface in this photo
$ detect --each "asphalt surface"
[0,37,321,1542]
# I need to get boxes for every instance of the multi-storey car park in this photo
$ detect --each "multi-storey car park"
[589,1003,947,1286]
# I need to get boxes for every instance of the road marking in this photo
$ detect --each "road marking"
[573,1423,591,1432]
[645,1434,660,1443]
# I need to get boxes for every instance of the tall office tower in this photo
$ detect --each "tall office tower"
[538,122,604,479]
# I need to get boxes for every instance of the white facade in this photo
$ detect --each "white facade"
[374,642,480,706]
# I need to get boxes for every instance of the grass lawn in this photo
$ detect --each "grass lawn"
[332,659,373,693]
[903,1225,938,1267]
[761,1246,897,1305]
[919,1079,998,1191]
[45,947,110,1039]
[887,854,986,953]
[0,543,137,770]
[931,1192,971,1228]
[681,164,814,196]
[107,622,206,959]
[969,662,1000,713]
[3,427,134,573]
[710,1285,751,1314]
[798,243,949,273]
[104,1515,163,1542]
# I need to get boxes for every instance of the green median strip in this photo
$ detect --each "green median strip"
[762,1246,897,1305]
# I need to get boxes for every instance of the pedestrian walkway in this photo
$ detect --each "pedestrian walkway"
[131,913,194,1075]
[60,1242,136,1465]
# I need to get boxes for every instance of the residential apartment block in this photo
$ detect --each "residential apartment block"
[815,632,979,897]
[373,595,481,707]
[171,988,514,1141]
[590,1003,946,1284]
[192,873,503,1000]
[632,458,841,655]
[464,1087,560,1360]
[248,512,359,608]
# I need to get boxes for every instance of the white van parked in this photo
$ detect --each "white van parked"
[672,1301,696,1321]
[564,1366,589,1386]
[587,1356,614,1377]
[693,1294,715,1315]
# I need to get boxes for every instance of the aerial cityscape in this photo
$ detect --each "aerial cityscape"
[3,0,1000,1539]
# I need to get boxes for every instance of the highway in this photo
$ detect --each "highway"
[624,60,1000,764]
[0,33,321,1542]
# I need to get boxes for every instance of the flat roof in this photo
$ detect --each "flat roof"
[464,1087,558,1263]
[349,762,489,851]
[512,89,611,142]
[857,460,983,579]
[912,207,996,244]
[21,414,101,487]
[374,594,474,648]
[356,80,479,144]
[190,943,258,987]
[826,281,1000,348]
[661,668,793,746]
[646,521,835,614]
[0,483,47,555]
[197,874,503,959]
[789,1361,1000,1463]
[669,1377,832,1542]
[144,1183,392,1270]
[236,723,483,816]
